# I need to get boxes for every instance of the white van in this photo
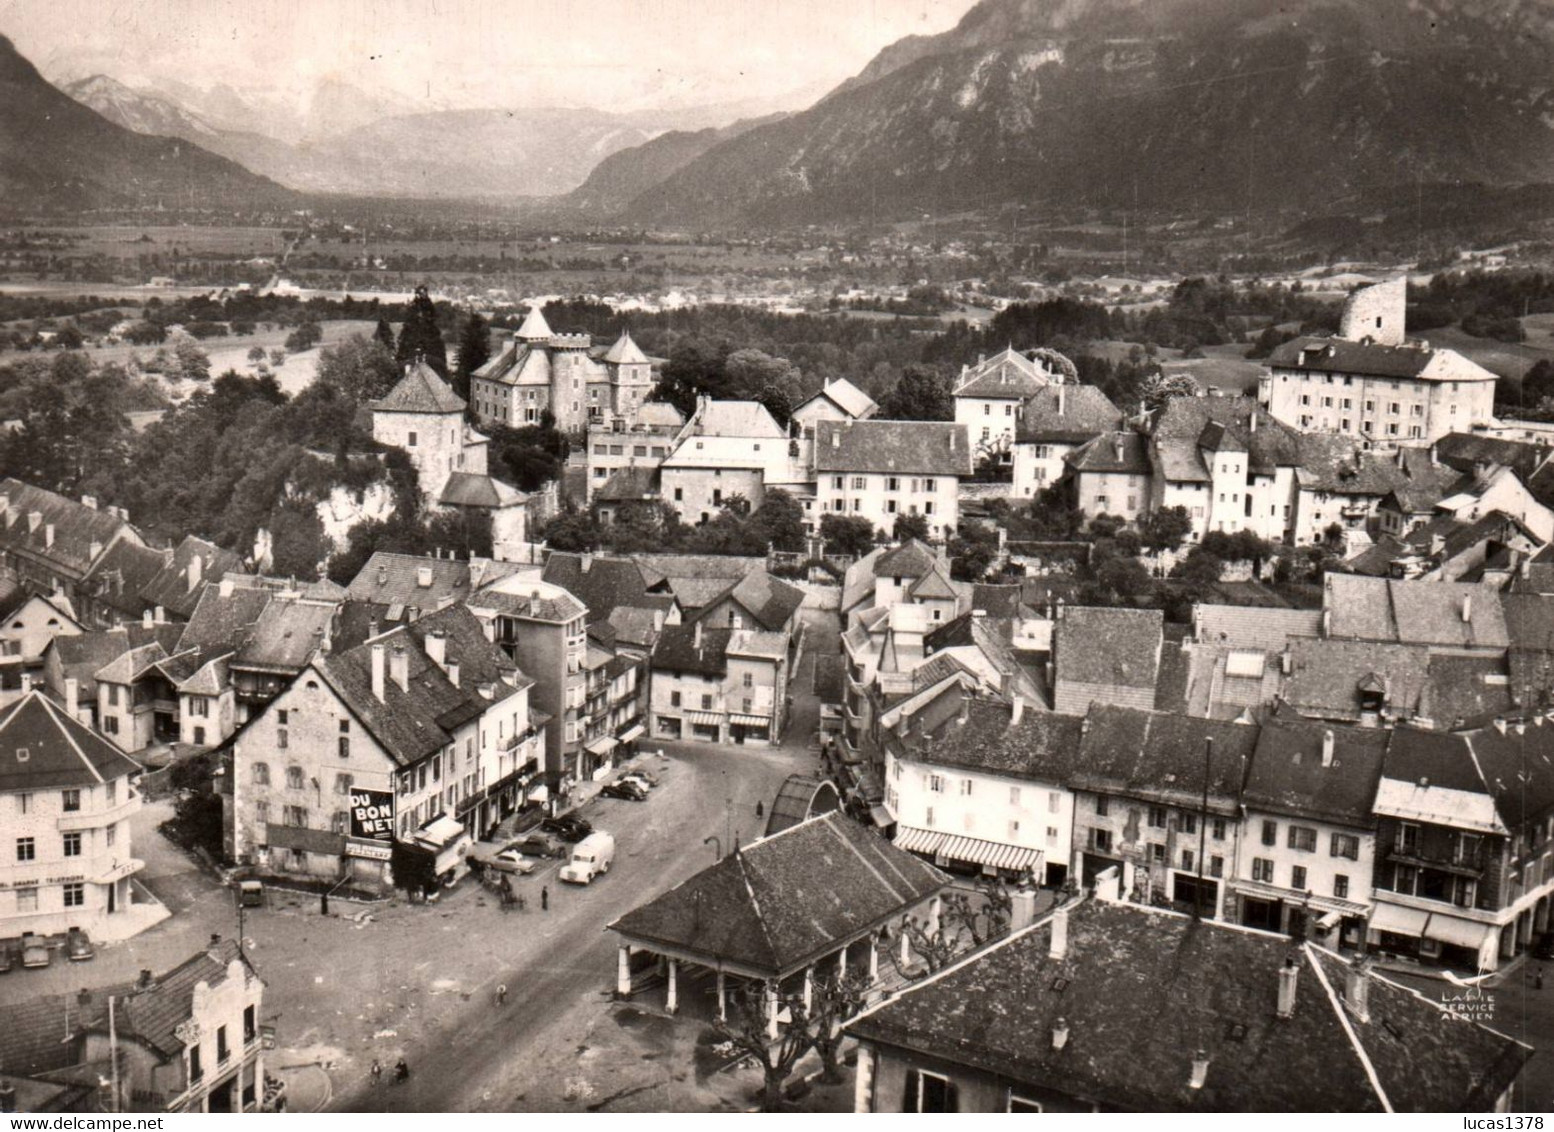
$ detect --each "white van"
[559,831,616,885]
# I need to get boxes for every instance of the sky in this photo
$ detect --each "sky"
[2,0,976,119]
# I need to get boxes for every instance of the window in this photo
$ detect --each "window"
[1261,819,1277,846]
[1008,1094,1043,1113]
[252,762,270,786]
[1210,855,1224,878]
[1252,858,1274,883]
[254,801,270,824]
[217,1024,229,1064]
[1394,863,1418,895]
[902,1069,957,1112]
[1398,823,1420,854]
[959,779,973,797]
[106,823,116,848]
[63,882,84,907]
[852,476,867,490]
[1181,813,1197,836]
[1046,826,1059,844]
[1211,817,1226,841]
[1148,805,1167,829]
[1181,848,1195,871]
[1455,833,1481,865]
[1291,864,1308,890]
[15,836,34,861]
[244,1005,257,1044]
[1288,825,1317,852]
[700,694,712,710]
[928,774,944,794]
[406,431,417,448]
[1331,832,1359,860]
[16,888,36,913]
[285,766,304,790]
[189,696,208,718]
[283,805,308,828]
[62,789,80,812]
[925,806,935,828]
[334,773,353,796]
[278,709,289,725]
[277,726,289,750]
[1048,791,1061,814]
[1334,875,1349,899]
[1149,843,1165,863]
[1095,795,1109,817]
[189,1044,203,1083]
[742,672,753,688]
[63,832,81,857]
[1009,786,1021,806]
[670,691,681,708]
[1092,828,1113,853]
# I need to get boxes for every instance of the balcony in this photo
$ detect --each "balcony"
[59,795,142,830]
[1388,845,1489,877]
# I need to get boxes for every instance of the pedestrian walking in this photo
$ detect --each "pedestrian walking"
[394,1058,409,1084]
[756,800,764,819]
[370,1060,382,1086]
[517,893,527,912]
[496,983,508,1006]
[320,891,329,916]
[541,886,549,911]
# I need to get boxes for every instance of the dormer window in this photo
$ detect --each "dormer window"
[15,747,28,762]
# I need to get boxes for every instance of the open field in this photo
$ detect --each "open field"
[1421,323,1554,383]
[14,225,290,259]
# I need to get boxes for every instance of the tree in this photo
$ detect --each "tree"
[1140,370,1202,411]
[876,364,952,421]
[541,509,604,552]
[54,323,84,350]
[949,521,999,582]
[487,417,569,493]
[820,513,877,558]
[174,337,211,382]
[284,320,322,352]
[1172,547,1225,585]
[893,512,931,543]
[808,973,870,1085]
[713,984,814,1113]
[746,489,806,553]
[891,876,1014,977]
[395,284,448,377]
[453,311,491,401]
[317,334,399,404]
[123,320,166,346]
[374,317,396,352]
[1141,506,1193,553]
[247,345,266,365]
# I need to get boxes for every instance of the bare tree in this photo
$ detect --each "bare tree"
[891,876,1014,977]
[809,972,870,1084]
[714,982,813,1112]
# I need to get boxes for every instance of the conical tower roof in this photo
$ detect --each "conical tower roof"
[515,306,554,341]
[602,329,649,365]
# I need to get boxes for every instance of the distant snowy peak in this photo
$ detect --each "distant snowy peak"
[61,74,220,139]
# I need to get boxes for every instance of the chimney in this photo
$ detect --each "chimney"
[1249,410,1258,433]
[1057,385,1066,415]
[417,565,433,588]
[371,643,387,701]
[390,645,409,692]
[1048,905,1069,960]
[137,968,154,990]
[693,620,704,650]
[1051,1018,1069,1051]
[581,553,593,574]
[1344,957,1372,1024]
[220,577,235,598]
[447,661,460,688]
[1321,609,1331,637]
[957,697,970,726]
[1429,443,1439,467]
[88,540,102,562]
[831,430,840,449]
[1321,729,1335,767]
[425,629,447,669]
[1462,593,1472,622]
[949,429,957,451]
[0,496,7,524]
[377,564,388,587]
[1011,698,1025,727]
[80,494,96,510]
[1113,437,1125,463]
[154,605,165,624]
[1276,956,1300,1019]
[44,523,54,549]
[65,677,80,720]
[187,554,203,593]
[142,608,153,629]
[27,510,41,533]
[76,987,92,1007]
[1010,879,1039,932]
[1189,1050,1210,1090]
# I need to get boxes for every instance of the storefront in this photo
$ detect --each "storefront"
[413,815,470,885]
[893,826,1044,882]
[729,713,772,745]
[1369,901,1499,971]
[584,735,618,779]
[687,710,723,743]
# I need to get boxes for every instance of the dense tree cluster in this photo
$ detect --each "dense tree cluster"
[544,489,806,558]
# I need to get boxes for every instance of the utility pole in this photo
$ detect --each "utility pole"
[1194,737,1212,922]
[109,995,119,1114]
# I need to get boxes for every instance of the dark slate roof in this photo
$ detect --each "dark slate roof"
[231,599,337,673]
[650,624,732,676]
[176,584,273,657]
[0,692,142,792]
[1148,397,1302,477]
[953,347,1050,399]
[886,696,1085,784]
[1244,716,1388,825]
[1016,384,1123,444]
[1434,432,1549,479]
[1500,592,1554,654]
[439,472,525,508]
[85,540,170,619]
[345,551,473,608]
[1467,719,1554,829]
[369,360,466,413]
[1270,335,1443,380]
[814,420,972,476]
[542,553,668,624]
[1067,430,1151,475]
[698,571,804,632]
[0,479,136,579]
[970,583,1025,620]
[609,812,945,975]
[848,901,1530,1112]
[1073,705,1255,811]
[1323,575,1509,649]
[98,940,251,1058]
[874,539,939,580]
[1053,606,1163,692]
[140,536,247,621]
[46,623,183,700]
[594,466,659,502]
[404,603,527,692]
[765,775,840,836]
[1284,639,1433,721]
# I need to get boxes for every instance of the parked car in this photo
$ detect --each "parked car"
[20,939,49,968]
[601,781,647,802]
[511,833,565,859]
[541,815,594,843]
[1535,932,1554,961]
[559,831,616,885]
[491,848,539,875]
[65,928,94,962]
[0,944,14,974]
[620,771,655,792]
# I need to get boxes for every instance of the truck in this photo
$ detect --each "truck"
[559,831,615,885]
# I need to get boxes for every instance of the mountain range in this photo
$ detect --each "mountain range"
[599,0,1554,227]
[0,35,292,214]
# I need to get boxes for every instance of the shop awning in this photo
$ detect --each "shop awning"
[1424,914,1495,951]
[617,724,645,744]
[1371,902,1431,937]
[527,783,550,804]
[416,815,465,848]
[730,713,771,727]
[585,736,618,756]
[937,833,1042,872]
[869,804,896,829]
[687,711,723,726]
[894,826,947,856]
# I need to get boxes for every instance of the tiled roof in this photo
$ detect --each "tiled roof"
[1466,719,1554,829]
[593,466,658,501]
[0,479,135,579]
[1270,335,1448,380]
[650,624,732,676]
[908,565,957,601]
[543,553,666,623]
[874,539,938,580]
[727,628,788,661]
[609,812,945,975]
[802,377,877,420]
[692,400,787,439]
[969,583,1025,620]
[1074,705,1255,810]
[47,624,182,699]
[1016,384,1122,444]
[514,306,554,340]
[1053,606,1162,692]
[95,640,173,685]
[1148,398,1302,476]
[1283,638,1432,721]
[954,347,1051,399]
[1244,715,1388,825]
[1296,437,1458,498]
[600,330,649,365]
[814,420,972,476]
[887,696,1084,784]
[701,571,804,632]
[439,472,526,509]
[139,536,247,621]
[1067,430,1150,475]
[1434,432,1549,478]
[1323,575,1509,649]
[1193,604,1323,652]
[345,551,474,608]
[635,401,685,429]
[105,940,252,1058]
[405,603,526,691]
[849,901,1530,1112]
[470,576,588,623]
[85,540,170,619]
[369,361,466,414]
[606,605,665,650]
[0,692,141,793]
[1499,592,1554,653]
[232,599,337,673]
[176,583,273,656]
